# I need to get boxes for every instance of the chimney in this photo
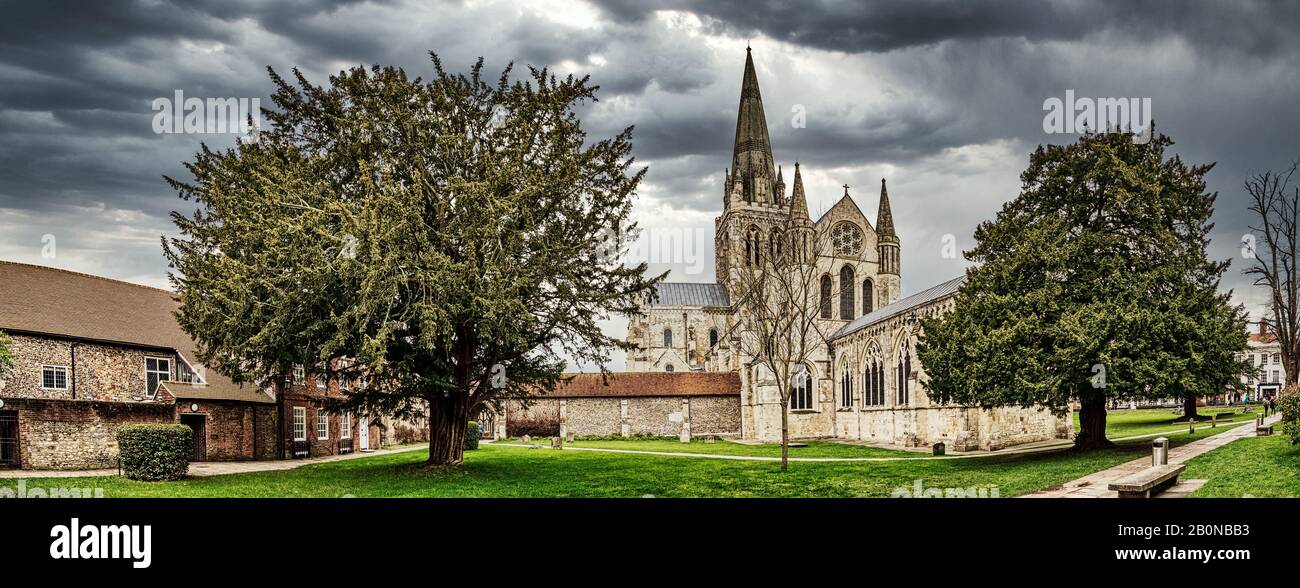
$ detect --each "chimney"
[1259,318,1270,335]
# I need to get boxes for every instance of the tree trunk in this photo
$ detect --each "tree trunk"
[780,404,789,473]
[426,393,469,466]
[1074,396,1115,450]
[1183,395,1200,421]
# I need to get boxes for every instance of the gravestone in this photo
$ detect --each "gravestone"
[932,442,946,456]
[566,433,574,443]
[521,435,530,444]
[551,436,562,449]
[703,435,716,444]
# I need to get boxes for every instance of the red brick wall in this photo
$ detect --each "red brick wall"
[280,393,379,458]
[176,400,279,461]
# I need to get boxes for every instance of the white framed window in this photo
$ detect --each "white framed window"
[341,413,352,439]
[292,407,306,441]
[293,364,305,386]
[789,365,813,410]
[145,357,171,395]
[316,374,326,390]
[316,408,329,440]
[178,359,207,385]
[41,365,69,390]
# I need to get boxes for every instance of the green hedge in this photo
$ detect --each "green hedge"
[1281,387,1300,446]
[464,421,481,451]
[117,424,193,481]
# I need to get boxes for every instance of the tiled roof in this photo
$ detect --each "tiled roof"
[833,275,967,340]
[1249,332,1278,344]
[0,261,274,404]
[649,282,730,307]
[529,371,740,398]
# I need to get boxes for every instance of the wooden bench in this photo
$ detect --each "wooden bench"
[1257,425,1274,436]
[1109,464,1186,498]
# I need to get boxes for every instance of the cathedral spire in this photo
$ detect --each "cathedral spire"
[876,178,896,239]
[877,177,900,275]
[730,47,776,203]
[790,162,810,221]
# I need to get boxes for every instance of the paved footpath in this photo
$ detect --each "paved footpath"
[0,444,427,479]
[1021,413,1282,498]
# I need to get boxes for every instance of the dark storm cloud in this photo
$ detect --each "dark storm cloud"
[591,0,1300,57]
[0,0,1296,323]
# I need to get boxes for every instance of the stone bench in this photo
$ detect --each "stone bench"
[1257,425,1273,436]
[1109,464,1186,498]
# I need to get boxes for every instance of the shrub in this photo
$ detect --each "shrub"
[394,424,429,444]
[464,421,481,451]
[506,414,559,438]
[1280,386,1300,445]
[117,424,192,481]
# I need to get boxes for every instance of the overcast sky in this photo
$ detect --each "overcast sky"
[2,0,1297,369]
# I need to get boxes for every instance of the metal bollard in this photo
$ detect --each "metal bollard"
[1152,437,1169,466]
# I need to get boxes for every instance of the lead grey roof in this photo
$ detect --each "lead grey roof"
[648,282,731,307]
[832,275,967,340]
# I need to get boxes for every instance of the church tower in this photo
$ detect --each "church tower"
[715,48,790,285]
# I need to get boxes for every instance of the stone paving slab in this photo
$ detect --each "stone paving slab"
[1020,414,1281,499]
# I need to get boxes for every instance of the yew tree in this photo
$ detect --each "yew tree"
[0,329,12,376]
[164,54,661,465]
[917,130,1251,449]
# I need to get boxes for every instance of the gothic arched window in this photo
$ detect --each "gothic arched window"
[840,359,854,407]
[839,265,855,320]
[663,328,673,347]
[897,340,911,406]
[745,226,762,267]
[770,229,784,264]
[819,275,832,319]
[862,279,874,315]
[790,364,813,410]
[869,355,886,405]
[709,328,719,348]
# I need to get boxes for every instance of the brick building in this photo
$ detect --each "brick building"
[274,361,383,459]
[0,261,379,470]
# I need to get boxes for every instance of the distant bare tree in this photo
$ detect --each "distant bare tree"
[1245,160,1300,385]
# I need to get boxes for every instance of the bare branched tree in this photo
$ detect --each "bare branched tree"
[1245,160,1300,385]
[727,219,837,471]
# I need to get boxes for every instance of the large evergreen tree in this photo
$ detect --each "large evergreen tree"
[164,54,662,465]
[917,130,1250,449]
[0,329,12,377]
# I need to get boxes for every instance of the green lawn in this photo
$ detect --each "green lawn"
[0,425,1242,498]
[489,407,1253,460]
[1075,407,1258,439]
[1186,433,1300,498]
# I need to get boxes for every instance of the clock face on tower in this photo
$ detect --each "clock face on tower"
[831,221,863,257]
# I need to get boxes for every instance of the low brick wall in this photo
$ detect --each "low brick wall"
[504,395,741,439]
[3,397,175,470]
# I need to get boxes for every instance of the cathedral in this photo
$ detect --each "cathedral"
[625,49,1070,450]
